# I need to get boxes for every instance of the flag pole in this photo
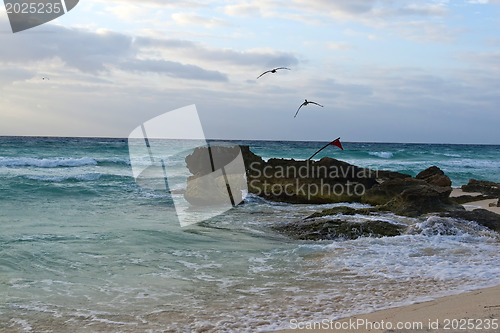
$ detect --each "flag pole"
[307,137,341,161]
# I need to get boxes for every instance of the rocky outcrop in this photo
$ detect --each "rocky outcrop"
[361,166,462,217]
[184,145,249,206]
[185,145,264,176]
[452,194,496,204]
[416,166,452,187]
[273,218,406,240]
[185,148,463,216]
[462,179,500,196]
[184,145,409,205]
[247,157,381,204]
[440,209,500,233]
[182,146,500,236]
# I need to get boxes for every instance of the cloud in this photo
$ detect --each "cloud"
[92,0,209,10]
[0,23,134,73]
[0,68,34,87]
[372,4,448,18]
[325,42,354,51]
[134,36,299,68]
[375,20,462,43]
[0,18,233,81]
[104,4,153,21]
[171,12,233,28]
[457,50,500,72]
[118,59,228,81]
[224,4,261,17]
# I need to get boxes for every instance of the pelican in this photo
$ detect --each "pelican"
[257,67,290,79]
[294,99,323,118]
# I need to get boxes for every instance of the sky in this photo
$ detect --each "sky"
[0,0,499,144]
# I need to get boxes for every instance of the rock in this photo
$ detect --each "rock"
[185,145,263,176]
[362,177,424,206]
[497,199,500,207]
[273,218,406,240]
[246,156,408,204]
[440,209,500,233]
[305,206,373,219]
[381,185,463,217]
[462,179,500,196]
[362,177,462,217]
[184,145,259,206]
[416,166,452,187]
[184,146,460,214]
[184,173,246,206]
[451,194,496,204]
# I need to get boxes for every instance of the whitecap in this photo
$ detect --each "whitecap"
[0,157,97,168]
[368,151,394,159]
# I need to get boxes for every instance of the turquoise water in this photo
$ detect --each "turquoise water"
[1,137,500,332]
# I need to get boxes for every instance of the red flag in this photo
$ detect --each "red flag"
[330,138,343,150]
[307,137,343,160]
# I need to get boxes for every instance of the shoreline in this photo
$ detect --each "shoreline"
[274,284,500,332]
[274,192,500,333]
[450,188,500,214]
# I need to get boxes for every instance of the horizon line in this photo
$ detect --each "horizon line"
[0,135,499,146]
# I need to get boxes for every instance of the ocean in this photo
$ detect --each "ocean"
[1,136,499,332]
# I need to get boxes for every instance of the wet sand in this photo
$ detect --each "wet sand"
[275,284,500,332]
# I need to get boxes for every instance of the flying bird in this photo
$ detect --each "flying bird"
[257,67,290,79]
[294,99,323,118]
[42,77,49,80]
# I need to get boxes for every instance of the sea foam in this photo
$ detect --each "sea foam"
[368,151,394,159]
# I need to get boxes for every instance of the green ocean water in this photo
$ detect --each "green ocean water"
[1,137,499,332]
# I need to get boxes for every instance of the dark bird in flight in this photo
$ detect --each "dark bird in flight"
[42,77,49,80]
[294,99,323,118]
[257,67,290,79]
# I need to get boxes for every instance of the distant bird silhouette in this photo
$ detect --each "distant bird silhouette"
[257,67,290,79]
[42,77,49,80]
[294,99,323,118]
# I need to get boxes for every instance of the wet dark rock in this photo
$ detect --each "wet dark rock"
[246,157,381,204]
[273,219,406,241]
[361,177,460,216]
[440,209,500,233]
[185,145,408,205]
[416,166,452,187]
[452,194,496,204]
[379,185,463,217]
[185,145,263,176]
[305,206,375,219]
[462,179,500,196]
[184,145,250,206]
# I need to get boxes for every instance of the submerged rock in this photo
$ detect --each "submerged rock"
[440,209,500,233]
[305,206,375,219]
[273,218,406,241]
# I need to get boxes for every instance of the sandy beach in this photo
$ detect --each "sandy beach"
[275,191,500,333]
[276,284,500,333]
[450,188,500,214]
